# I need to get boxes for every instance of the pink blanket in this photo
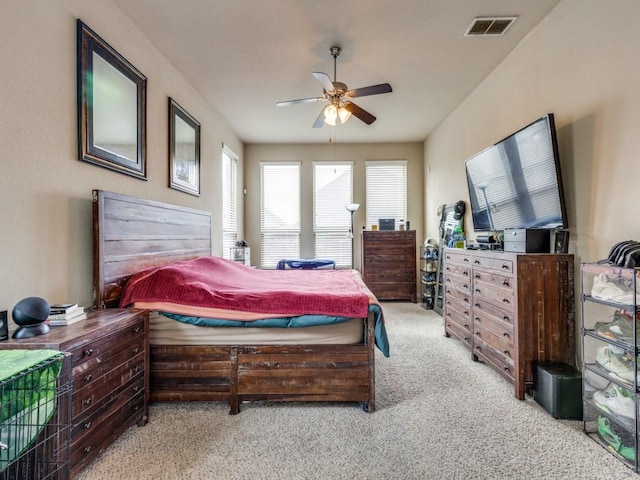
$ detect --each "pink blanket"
[120,256,371,319]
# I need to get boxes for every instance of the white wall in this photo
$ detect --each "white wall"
[425,0,640,266]
[0,1,242,317]
[244,142,424,273]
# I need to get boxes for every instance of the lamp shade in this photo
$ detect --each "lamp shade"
[345,203,360,212]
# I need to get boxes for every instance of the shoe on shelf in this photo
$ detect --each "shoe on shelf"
[591,273,636,304]
[593,384,635,425]
[595,346,635,382]
[597,416,636,462]
[594,310,637,342]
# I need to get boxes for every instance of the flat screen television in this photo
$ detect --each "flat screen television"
[465,113,567,233]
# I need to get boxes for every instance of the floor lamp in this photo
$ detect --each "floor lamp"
[345,203,360,269]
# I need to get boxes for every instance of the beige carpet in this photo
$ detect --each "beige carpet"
[77,302,637,480]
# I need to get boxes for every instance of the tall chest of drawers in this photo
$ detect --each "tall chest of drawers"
[0,308,149,478]
[443,248,575,400]
[361,230,417,301]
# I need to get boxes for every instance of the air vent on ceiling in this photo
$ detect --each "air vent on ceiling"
[465,16,517,37]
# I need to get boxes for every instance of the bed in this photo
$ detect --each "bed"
[92,189,387,414]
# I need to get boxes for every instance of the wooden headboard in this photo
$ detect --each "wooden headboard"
[92,190,212,309]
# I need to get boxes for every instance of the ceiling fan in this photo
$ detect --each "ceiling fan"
[276,46,392,128]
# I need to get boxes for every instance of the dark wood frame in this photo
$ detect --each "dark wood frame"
[77,20,147,179]
[169,98,201,196]
[92,190,376,414]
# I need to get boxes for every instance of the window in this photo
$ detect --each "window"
[260,162,300,268]
[222,145,238,259]
[366,161,407,228]
[313,162,353,268]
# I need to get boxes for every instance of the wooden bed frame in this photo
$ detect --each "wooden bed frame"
[92,190,376,414]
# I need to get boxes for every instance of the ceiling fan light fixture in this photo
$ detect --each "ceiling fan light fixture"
[323,104,338,126]
[338,106,351,124]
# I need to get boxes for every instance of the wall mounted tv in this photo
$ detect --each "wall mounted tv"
[465,113,567,233]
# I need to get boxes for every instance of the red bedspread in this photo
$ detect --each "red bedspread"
[120,256,371,318]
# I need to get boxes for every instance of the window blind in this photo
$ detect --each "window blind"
[313,162,353,267]
[222,145,238,259]
[365,160,407,228]
[260,162,300,267]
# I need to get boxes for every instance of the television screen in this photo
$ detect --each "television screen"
[465,114,567,233]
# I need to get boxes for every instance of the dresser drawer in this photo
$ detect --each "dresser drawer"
[444,249,471,266]
[474,319,515,356]
[72,353,145,418]
[70,382,146,476]
[471,255,514,276]
[472,297,515,327]
[68,318,146,369]
[472,279,515,311]
[71,373,145,447]
[72,332,145,391]
[473,336,515,381]
[472,269,514,290]
[445,317,472,348]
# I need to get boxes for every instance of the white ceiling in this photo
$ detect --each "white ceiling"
[114,0,561,144]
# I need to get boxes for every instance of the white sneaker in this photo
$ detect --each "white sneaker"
[593,384,635,424]
[595,346,635,382]
[592,273,635,304]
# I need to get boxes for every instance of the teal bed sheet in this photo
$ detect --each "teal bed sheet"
[162,304,390,357]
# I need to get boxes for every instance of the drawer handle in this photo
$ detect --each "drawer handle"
[133,385,140,392]
[133,326,141,334]
[133,366,140,373]
[85,374,92,382]
[474,260,480,264]
[502,299,510,304]
[132,347,140,355]
[83,422,92,430]
[463,297,469,303]
[475,317,481,322]
[501,264,509,270]
[503,350,511,357]
[446,267,451,271]
[83,398,93,406]
[84,446,92,453]
[463,336,469,341]
[464,324,469,329]
[133,405,140,411]
[463,258,469,262]
[503,315,510,322]
[474,274,480,279]
[503,366,510,372]
[503,332,510,338]
[84,348,93,357]
[474,288,481,293]
[475,303,481,308]
[463,310,468,315]
[502,280,510,287]
[463,271,469,276]
[463,283,468,289]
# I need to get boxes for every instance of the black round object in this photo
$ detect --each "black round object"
[12,296,50,326]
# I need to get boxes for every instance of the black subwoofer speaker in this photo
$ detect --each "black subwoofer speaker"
[533,362,582,420]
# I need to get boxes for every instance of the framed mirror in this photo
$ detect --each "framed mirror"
[169,98,201,196]
[77,20,147,179]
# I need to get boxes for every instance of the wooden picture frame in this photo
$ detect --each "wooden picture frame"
[77,20,147,179]
[169,98,201,196]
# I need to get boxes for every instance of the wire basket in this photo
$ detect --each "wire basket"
[1,352,72,480]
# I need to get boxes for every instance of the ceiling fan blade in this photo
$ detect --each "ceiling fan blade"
[343,102,376,125]
[312,105,328,128]
[346,83,392,98]
[276,97,325,107]
[312,72,335,93]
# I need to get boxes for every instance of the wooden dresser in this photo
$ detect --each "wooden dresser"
[361,230,417,301]
[0,308,149,478]
[443,248,575,400]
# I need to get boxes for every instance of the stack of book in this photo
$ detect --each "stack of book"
[48,303,86,326]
